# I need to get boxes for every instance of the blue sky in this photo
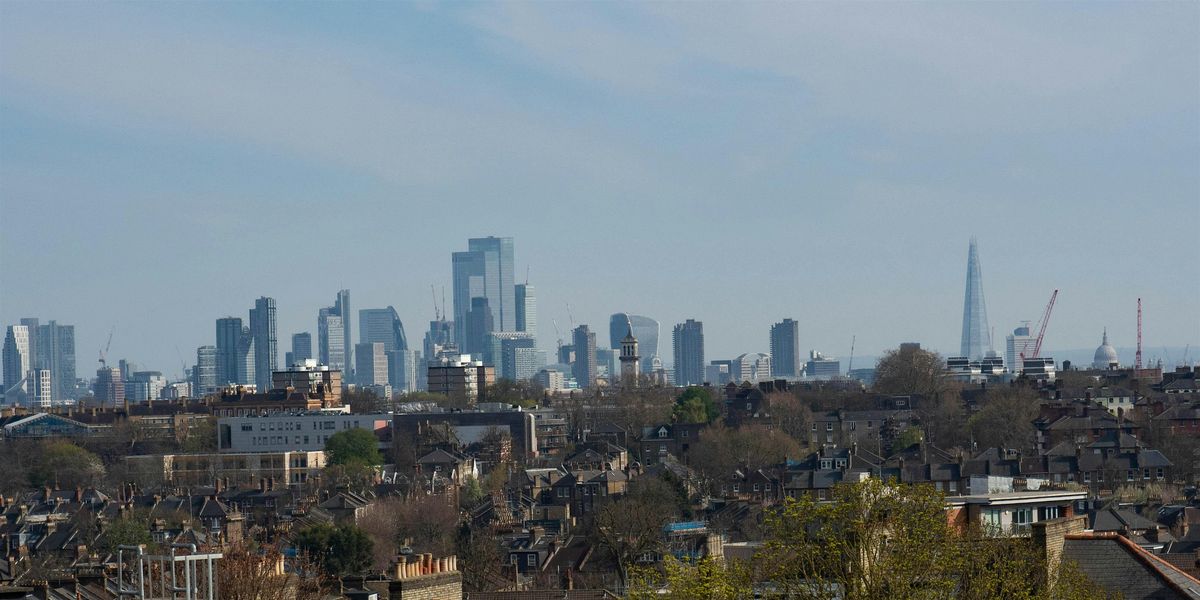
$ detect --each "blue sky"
[1,2,1197,375]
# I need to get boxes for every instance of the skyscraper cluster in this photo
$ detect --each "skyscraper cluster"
[2,319,76,407]
[449,237,539,384]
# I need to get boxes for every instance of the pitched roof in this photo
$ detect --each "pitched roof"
[1063,533,1200,598]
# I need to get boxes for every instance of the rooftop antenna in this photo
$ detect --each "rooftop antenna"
[525,265,530,286]
[431,285,440,321]
[441,286,447,322]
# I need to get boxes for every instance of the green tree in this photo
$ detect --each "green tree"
[485,378,540,408]
[181,417,217,453]
[894,426,925,452]
[460,476,485,510]
[99,512,154,553]
[294,523,374,577]
[29,439,105,489]
[324,428,383,467]
[672,387,719,424]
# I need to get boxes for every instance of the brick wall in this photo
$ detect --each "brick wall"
[1031,515,1087,587]
[391,572,463,600]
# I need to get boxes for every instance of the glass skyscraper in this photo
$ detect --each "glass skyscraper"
[452,237,515,346]
[318,308,345,370]
[215,317,244,386]
[249,296,278,392]
[291,332,312,365]
[515,283,536,338]
[610,314,660,362]
[359,307,408,353]
[960,237,992,361]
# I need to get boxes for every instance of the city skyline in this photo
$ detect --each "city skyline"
[2,3,1197,375]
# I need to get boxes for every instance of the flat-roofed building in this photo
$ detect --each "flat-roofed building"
[427,354,494,403]
[394,406,537,458]
[218,411,388,453]
[126,451,326,486]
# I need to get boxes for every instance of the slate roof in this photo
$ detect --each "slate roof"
[1063,534,1200,598]
[1090,508,1162,533]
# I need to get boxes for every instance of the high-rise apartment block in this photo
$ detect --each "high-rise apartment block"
[485,331,537,381]
[3,325,31,401]
[572,325,597,389]
[93,367,123,405]
[515,283,536,338]
[960,237,992,361]
[235,334,256,387]
[427,354,494,403]
[769,318,801,378]
[28,368,52,408]
[672,319,705,386]
[216,317,244,386]
[249,296,278,392]
[29,321,76,403]
[194,345,218,396]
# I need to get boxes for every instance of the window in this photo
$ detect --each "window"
[817,489,827,500]
[509,555,517,565]
[1143,469,1151,480]
[982,509,1002,533]
[820,460,832,469]
[826,423,833,431]
[1083,472,1091,483]
[811,423,817,431]
[733,484,740,493]
[1127,470,1135,482]
[746,402,752,411]
[682,431,688,438]
[948,481,957,492]
[1157,468,1165,479]
[527,555,536,567]
[753,484,760,492]
[241,424,253,432]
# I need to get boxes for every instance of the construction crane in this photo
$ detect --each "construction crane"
[1135,298,1143,371]
[431,285,440,320]
[1020,289,1058,363]
[847,335,856,373]
[98,326,114,368]
[551,319,564,360]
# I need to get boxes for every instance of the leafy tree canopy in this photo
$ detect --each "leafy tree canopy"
[294,522,374,577]
[672,387,719,424]
[324,428,383,467]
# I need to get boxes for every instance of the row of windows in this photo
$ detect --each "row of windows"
[249,435,330,446]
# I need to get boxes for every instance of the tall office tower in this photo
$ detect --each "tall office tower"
[452,251,486,347]
[769,318,801,378]
[359,307,408,353]
[1005,325,1036,374]
[194,345,218,396]
[93,367,123,405]
[388,349,419,394]
[464,297,495,356]
[960,237,991,362]
[28,368,52,408]
[334,290,352,375]
[235,330,256,386]
[33,321,76,403]
[3,325,31,400]
[515,283,536,338]
[215,317,243,385]
[318,308,346,370]
[249,297,278,392]
[672,319,705,386]
[572,325,597,389]
[126,371,166,402]
[487,332,536,380]
[355,342,389,386]
[452,237,515,345]
[609,314,660,363]
[424,319,455,363]
[619,322,641,383]
[291,332,313,365]
[468,237,515,331]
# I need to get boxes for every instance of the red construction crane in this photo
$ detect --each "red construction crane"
[1135,298,1143,371]
[1025,289,1058,361]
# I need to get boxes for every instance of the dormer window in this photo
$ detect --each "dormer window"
[658,428,668,439]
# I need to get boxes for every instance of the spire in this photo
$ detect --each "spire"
[626,316,634,340]
[1102,328,1108,345]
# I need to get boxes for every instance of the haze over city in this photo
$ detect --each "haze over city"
[2,2,1197,374]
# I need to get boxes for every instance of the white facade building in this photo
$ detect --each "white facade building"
[217,411,388,454]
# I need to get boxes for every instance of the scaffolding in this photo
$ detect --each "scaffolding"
[115,544,223,600]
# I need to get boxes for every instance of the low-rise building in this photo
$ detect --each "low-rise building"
[126,450,326,486]
[945,489,1086,537]
[217,411,386,453]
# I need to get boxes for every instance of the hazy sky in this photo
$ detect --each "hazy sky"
[2,2,1197,376]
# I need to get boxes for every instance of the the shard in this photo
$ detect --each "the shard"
[960,237,991,361]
